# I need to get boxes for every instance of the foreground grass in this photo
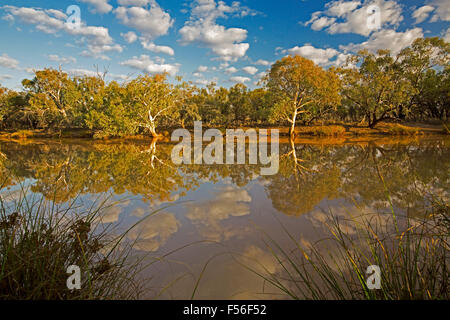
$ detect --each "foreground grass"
[247,197,449,300]
[0,186,152,299]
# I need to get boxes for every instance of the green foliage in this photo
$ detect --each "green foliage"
[0,37,448,134]
[228,83,251,124]
[175,80,201,129]
[265,55,341,135]
[413,67,449,120]
[21,68,79,129]
[247,88,273,124]
[84,80,137,138]
[399,37,449,121]
[338,37,449,127]
[125,74,179,136]
[338,50,414,128]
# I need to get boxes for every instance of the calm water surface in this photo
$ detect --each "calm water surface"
[0,136,448,299]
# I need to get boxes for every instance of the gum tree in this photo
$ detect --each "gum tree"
[84,80,137,137]
[0,86,8,126]
[265,55,341,136]
[398,37,450,120]
[228,83,251,125]
[248,88,274,124]
[72,74,106,128]
[22,68,77,128]
[414,67,450,120]
[175,80,201,129]
[125,74,178,137]
[338,50,413,128]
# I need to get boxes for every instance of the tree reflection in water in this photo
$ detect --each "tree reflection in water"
[0,137,448,215]
[0,136,448,299]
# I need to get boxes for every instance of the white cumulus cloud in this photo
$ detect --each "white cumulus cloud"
[412,5,435,24]
[121,31,138,43]
[225,66,238,74]
[117,0,151,6]
[47,54,77,64]
[429,0,450,22]
[443,28,450,43]
[179,0,252,62]
[341,28,424,55]
[0,53,19,69]
[120,54,180,76]
[253,59,271,66]
[141,40,175,56]
[242,66,258,75]
[193,79,209,86]
[230,76,250,84]
[77,0,113,14]
[286,45,340,66]
[196,65,208,73]
[3,6,122,59]
[305,0,404,37]
[115,2,174,40]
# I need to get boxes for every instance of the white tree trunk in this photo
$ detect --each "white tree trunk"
[289,109,298,137]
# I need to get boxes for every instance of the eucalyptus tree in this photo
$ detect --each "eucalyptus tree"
[247,88,273,124]
[228,83,251,125]
[265,55,341,136]
[172,79,202,129]
[0,86,10,126]
[195,83,228,125]
[338,50,413,128]
[125,73,179,137]
[72,74,106,128]
[398,37,450,120]
[21,68,78,128]
[414,67,449,120]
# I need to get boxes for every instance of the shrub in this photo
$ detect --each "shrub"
[297,125,346,137]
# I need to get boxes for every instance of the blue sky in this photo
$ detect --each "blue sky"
[0,0,448,89]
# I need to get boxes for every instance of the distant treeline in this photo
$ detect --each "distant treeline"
[0,37,448,137]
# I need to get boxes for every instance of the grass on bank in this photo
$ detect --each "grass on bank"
[296,125,347,137]
[378,123,421,136]
[245,195,449,300]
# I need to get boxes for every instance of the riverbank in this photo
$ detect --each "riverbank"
[0,122,448,141]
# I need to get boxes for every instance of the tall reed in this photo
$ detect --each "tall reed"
[0,184,151,299]
[245,197,449,300]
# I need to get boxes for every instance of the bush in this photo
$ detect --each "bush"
[297,125,347,137]
[381,123,421,135]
